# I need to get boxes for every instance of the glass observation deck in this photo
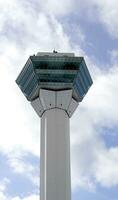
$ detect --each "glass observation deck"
[16,53,93,102]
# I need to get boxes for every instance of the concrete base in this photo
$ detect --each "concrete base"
[40,108,71,200]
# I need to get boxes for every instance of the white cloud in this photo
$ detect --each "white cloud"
[0,178,10,200]
[39,0,73,16]
[84,65,118,124]
[0,175,38,200]
[78,0,118,38]
[94,147,118,187]
[8,156,39,187]
[0,192,39,200]
[38,0,118,38]
[0,192,7,200]
[110,50,118,64]
[0,0,72,53]
[12,194,39,200]
[0,178,10,192]
[93,0,118,38]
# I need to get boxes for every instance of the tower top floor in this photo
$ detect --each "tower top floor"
[16,51,93,103]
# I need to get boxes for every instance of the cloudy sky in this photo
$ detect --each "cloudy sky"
[0,0,118,200]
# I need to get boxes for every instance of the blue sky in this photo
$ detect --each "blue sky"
[0,0,118,200]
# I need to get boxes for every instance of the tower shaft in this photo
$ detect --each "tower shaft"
[40,108,71,200]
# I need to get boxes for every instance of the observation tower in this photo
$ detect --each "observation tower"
[16,51,93,200]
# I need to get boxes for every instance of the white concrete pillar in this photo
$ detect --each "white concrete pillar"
[40,108,71,200]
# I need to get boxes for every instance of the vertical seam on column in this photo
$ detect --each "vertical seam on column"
[55,91,57,107]
[44,116,47,200]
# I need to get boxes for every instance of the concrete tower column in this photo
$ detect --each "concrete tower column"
[40,109,71,200]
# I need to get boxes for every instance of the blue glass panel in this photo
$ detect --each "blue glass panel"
[38,73,75,83]
[31,55,82,66]
[75,79,85,97]
[23,76,38,96]
[82,62,93,85]
[77,73,88,93]
[17,64,34,88]
[31,56,81,70]
[22,73,35,92]
[16,59,31,81]
[35,61,78,70]
[79,65,90,88]
[81,61,93,85]
[74,84,83,98]
[35,69,77,76]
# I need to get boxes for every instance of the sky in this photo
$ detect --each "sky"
[0,0,118,200]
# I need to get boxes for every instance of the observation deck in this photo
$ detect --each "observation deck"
[16,52,93,104]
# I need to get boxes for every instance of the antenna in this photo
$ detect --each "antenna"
[53,49,58,53]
